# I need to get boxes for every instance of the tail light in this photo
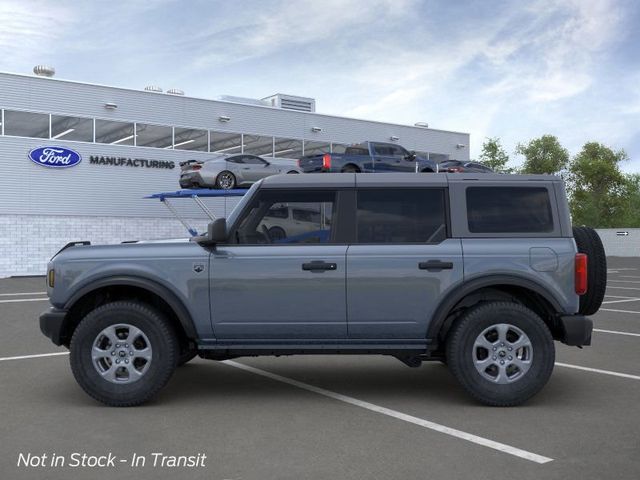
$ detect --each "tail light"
[192,164,202,170]
[322,154,331,170]
[575,253,588,295]
[297,159,301,167]
[447,166,464,173]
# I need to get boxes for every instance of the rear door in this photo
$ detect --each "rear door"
[346,187,463,339]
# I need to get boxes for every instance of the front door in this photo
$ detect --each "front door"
[210,188,348,339]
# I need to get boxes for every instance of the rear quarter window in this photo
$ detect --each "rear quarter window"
[466,187,554,233]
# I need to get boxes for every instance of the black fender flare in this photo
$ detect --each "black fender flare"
[426,274,564,343]
[64,276,197,339]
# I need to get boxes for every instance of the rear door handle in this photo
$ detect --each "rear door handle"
[302,261,337,272]
[419,260,453,271]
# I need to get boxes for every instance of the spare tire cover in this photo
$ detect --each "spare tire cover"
[572,226,607,315]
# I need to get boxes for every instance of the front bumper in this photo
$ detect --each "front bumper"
[39,307,68,346]
[558,314,593,346]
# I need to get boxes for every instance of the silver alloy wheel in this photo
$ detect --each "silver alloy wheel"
[217,172,234,189]
[472,323,533,384]
[91,324,153,384]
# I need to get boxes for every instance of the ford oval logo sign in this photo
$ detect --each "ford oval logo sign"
[28,146,82,168]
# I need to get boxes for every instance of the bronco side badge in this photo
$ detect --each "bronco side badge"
[193,264,205,273]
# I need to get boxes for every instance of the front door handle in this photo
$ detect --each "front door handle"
[302,261,337,272]
[419,260,453,271]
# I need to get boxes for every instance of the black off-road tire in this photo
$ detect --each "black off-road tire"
[573,226,607,315]
[69,301,179,407]
[446,302,555,407]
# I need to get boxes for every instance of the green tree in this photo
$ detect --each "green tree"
[619,174,640,228]
[478,137,513,173]
[568,142,630,227]
[516,135,569,175]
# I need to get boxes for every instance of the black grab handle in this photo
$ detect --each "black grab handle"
[302,261,337,272]
[418,260,453,271]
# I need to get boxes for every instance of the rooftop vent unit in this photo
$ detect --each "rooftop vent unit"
[167,88,184,96]
[262,94,316,113]
[33,65,55,77]
[144,85,163,93]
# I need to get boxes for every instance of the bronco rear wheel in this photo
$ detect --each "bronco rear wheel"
[446,301,555,406]
[70,301,178,407]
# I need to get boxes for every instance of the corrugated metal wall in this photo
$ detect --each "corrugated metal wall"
[595,229,640,257]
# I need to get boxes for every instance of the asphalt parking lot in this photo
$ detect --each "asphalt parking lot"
[1,257,640,480]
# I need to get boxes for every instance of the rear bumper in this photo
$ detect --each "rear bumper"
[39,307,68,346]
[558,314,593,346]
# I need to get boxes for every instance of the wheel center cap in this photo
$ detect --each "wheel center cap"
[119,350,127,357]
[499,351,507,358]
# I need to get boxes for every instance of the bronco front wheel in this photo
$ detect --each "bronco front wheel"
[69,301,178,407]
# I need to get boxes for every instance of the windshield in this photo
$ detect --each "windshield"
[226,180,262,229]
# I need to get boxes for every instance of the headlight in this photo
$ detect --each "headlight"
[48,269,55,288]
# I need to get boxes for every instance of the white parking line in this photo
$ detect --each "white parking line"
[0,352,69,362]
[0,298,49,304]
[223,360,553,464]
[0,292,47,296]
[600,308,640,314]
[602,298,640,305]
[556,363,640,381]
[608,279,640,284]
[594,328,640,338]
[616,275,640,279]
[606,285,640,291]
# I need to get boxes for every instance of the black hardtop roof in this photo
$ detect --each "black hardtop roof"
[260,173,562,189]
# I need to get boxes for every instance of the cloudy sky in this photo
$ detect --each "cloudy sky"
[1,0,639,171]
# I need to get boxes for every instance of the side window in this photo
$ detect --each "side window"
[235,190,336,244]
[227,156,243,164]
[466,187,553,233]
[373,144,393,156]
[356,189,447,243]
[390,145,408,157]
[243,155,267,165]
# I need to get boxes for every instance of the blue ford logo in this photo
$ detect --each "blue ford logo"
[28,146,82,168]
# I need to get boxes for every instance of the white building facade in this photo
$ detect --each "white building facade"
[0,71,470,277]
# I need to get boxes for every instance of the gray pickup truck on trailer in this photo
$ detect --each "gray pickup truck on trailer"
[40,173,606,407]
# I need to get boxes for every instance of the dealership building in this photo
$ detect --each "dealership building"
[0,68,470,277]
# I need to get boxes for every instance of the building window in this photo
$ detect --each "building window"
[243,134,274,156]
[95,119,135,145]
[273,137,303,159]
[135,123,173,149]
[304,140,331,156]
[3,110,49,138]
[173,127,208,151]
[210,131,243,154]
[51,115,93,142]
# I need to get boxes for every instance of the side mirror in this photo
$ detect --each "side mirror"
[405,151,417,161]
[192,218,227,245]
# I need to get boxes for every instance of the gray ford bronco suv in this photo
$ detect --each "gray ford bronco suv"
[40,173,606,407]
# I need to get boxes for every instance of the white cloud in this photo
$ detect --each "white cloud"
[0,1,75,65]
